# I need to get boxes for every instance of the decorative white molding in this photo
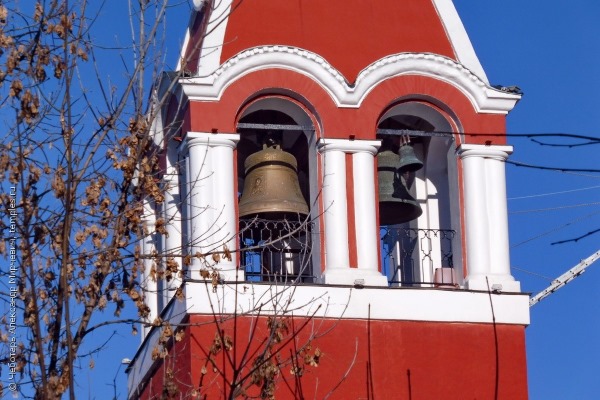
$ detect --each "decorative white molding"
[458,144,514,159]
[180,46,521,114]
[317,138,380,155]
[432,0,489,83]
[181,132,239,151]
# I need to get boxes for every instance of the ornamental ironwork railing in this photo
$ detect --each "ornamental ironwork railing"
[239,218,313,283]
[380,227,456,287]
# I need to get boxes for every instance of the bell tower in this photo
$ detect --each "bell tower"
[127,1,529,398]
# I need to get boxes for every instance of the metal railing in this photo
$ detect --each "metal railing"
[239,218,313,282]
[239,220,456,287]
[380,227,456,287]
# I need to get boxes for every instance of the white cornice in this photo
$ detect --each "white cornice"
[180,46,520,114]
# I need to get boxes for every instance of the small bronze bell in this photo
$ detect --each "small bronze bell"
[377,137,423,225]
[397,143,423,172]
[238,140,309,219]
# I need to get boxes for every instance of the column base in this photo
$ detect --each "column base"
[465,274,521,292]
[318,268,389,287]
[189,263,245,282]
[217,262,245,282]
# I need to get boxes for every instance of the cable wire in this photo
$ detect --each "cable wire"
[510,202,600,214]
[510,211,600,248]
[508,185,600,200]
[506,159,600,173]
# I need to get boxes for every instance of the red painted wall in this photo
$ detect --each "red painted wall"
[135,315,527,399]
[219,0,456,84]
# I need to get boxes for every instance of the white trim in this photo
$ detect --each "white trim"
[182,131,239,150]
[458,143,514,158]
[176,29,192,72]
[191,0,206,12]
[432,0,489,83]
[178,0,234,75]
[197,0,234,77]
[180,47,521,114]
[184,282,530,324]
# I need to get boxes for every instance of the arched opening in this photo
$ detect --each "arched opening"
[377,101,461,287]
[236,97,318,282]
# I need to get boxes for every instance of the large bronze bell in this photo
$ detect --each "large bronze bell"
[238,142,309,219]
[377,141,423,225]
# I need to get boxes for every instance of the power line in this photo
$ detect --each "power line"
[508,185,600,200]
[512,266,554,282]
[506,159,600,173]
[375,128,600,144]
[509,202,600,214]
[510,211,600,249]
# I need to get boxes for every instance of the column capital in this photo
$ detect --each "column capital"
[318,138,381,155]
[180,132,240,154]
[456,144,513,160]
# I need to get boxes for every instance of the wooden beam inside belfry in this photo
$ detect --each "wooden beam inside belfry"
[236,124,455,140]
[236,123,315,131]
[376,129,454,139]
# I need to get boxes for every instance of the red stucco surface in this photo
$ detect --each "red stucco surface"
[136,315,528,399]
[219,0,456,84]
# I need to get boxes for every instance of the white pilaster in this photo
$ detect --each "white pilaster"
[318,139,388,286]
[457,144,520,292]
[180,132,242,281]
[141,199,158,339]
[162,173,182,304]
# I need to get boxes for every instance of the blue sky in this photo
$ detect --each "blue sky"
[11,1,597,398]
[455,1,600,398]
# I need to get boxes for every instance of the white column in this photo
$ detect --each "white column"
[180,132,242,281]
[486,154,512,278]
[209,137,240,280]
[459,151,490,279]
[320,145,350,271]
[184,136,212,273]
[141,198,158,339]
[457,144,520,292]
[318,139,388,286]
